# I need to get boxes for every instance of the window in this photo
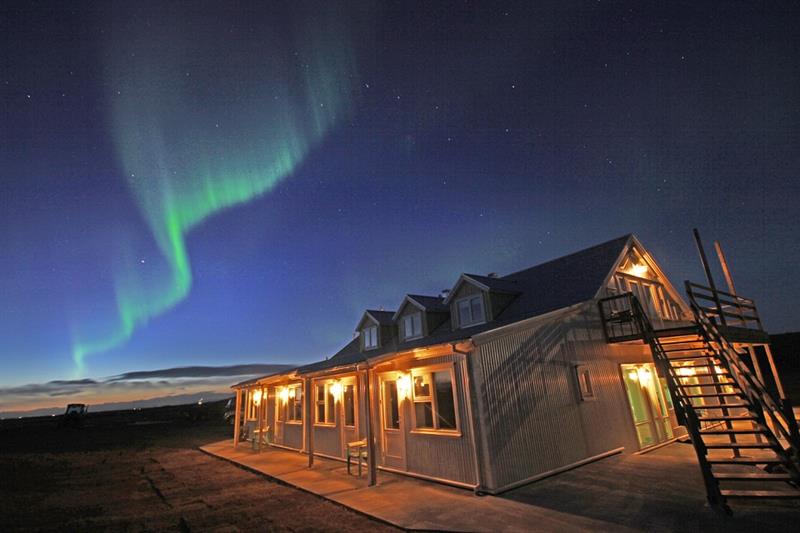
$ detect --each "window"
[402,312,423,340]
[343,383,355,427]
[456,295,485,327]
[383,380,400,429]
[363,325,378,350]
[315,383,336,424]
[287,385,303,422]
[411,368,458,431]
[575,365,595,401]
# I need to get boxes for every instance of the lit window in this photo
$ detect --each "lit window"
[575,365,595,401]
[287,386,303,422]
[457,295,485,327]
[383,380,400,429]
[412,368,458,431]
[315,383,336,424]
[363,325,378,349]
[402,312,423,340]
[343,384,355,427]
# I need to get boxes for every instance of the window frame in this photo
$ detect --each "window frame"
[362,324,379,350]
[402,311,424,340]
[286,384,303,424]
[342,381,357,429]
[455,294,486,328]
[409,364,461,436]
[575,364,596,401]
[314,381,337,426]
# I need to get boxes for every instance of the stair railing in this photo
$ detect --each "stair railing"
[685,282,800,462]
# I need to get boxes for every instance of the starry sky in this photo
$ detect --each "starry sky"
[2,1,799,412]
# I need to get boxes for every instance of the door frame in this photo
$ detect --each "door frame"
[378,371,407,470]
[620,363,674,449]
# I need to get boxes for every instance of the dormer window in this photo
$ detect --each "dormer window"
[457,295,485,327]
[363,325,378,350]
[402,312,423,340]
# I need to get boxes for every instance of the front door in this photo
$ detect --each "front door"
[378,373,406,470]
[621,363,674,448]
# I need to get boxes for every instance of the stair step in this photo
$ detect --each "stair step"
[676,382,737,389]
[683,392,742,398]
[708,457,782,465]
[698,415,757,421]
[668,355,720,362]
[701,428,765,435]
[670,362,718,368]
[705,443,773,449]
[676,372,729,378]
[694,403,750,409]
[720,489,800,499]
[714,472,792,481]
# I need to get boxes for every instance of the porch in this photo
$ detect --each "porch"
[200,439,799,532]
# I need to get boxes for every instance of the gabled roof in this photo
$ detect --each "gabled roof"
[443,273,521,304]
[392,294,448,320]
[356,309,395,330]
[241,234,638,382]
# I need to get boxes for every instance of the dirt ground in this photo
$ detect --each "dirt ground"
[0,405,397,532]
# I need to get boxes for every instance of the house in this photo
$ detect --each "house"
[231,234,800,508]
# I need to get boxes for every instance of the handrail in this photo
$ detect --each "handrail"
[686,283,800,456]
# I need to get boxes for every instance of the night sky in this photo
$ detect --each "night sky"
[2,1,799,412]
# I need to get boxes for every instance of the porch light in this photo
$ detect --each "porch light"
[330,380,343,401]
[252,389,263,406]
[396,373,412,400]
[279,387,289,404]
[627,263,649,278]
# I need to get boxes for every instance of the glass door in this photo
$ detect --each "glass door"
[379,374,406,470]
[621,363,674,448]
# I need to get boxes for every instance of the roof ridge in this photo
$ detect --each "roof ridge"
[501,234,631,280]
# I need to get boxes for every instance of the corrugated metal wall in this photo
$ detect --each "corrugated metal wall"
[399,354,477,485]
[471,303,652,491]
[314,425,341,457]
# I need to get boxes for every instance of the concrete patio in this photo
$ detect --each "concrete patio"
[200,439,799,532]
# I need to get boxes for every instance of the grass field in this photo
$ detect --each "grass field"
[0,402,396,532]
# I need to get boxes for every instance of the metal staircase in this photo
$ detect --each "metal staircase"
[599,287,800,513]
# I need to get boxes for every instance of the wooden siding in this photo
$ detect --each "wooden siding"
[314,425,341,457]
[470,302,653,491]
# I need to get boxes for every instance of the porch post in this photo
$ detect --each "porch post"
[255,385,264,452]
[306,377,314,467]
[233,388,242,448]
[364,367,378,486]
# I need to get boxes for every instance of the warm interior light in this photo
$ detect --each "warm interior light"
[627,263,649,277]
[252,389,262,406]
[637,367,652,383]
[627,370,639,382]
[677,366,696,377]
[330,380,343,401]
[279,387,289,404]
[396,373,412,399]
[288,386,296,400]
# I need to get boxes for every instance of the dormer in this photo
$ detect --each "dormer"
[356,310,396,352]
[444,274,520,329]
[392,294,450,342]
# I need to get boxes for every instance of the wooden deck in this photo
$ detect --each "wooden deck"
[201,439,799,532]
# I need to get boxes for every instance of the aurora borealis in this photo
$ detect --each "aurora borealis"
[2,1,799,413]
[70,4,356,369]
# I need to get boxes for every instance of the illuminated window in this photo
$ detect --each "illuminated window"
[383,380,400,429]
[287,385,303,422]
[457,295,485,328]
[402,312,423,340]
[343,383,355,427]
[575,365,595,401]
[363,325,378,350]
[315,383,336,424]
[411,368,458,431]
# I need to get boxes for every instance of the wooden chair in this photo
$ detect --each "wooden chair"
[346,439,368,477]
[251,425,270,451]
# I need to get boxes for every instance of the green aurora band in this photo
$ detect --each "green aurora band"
[71,7,356,370]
